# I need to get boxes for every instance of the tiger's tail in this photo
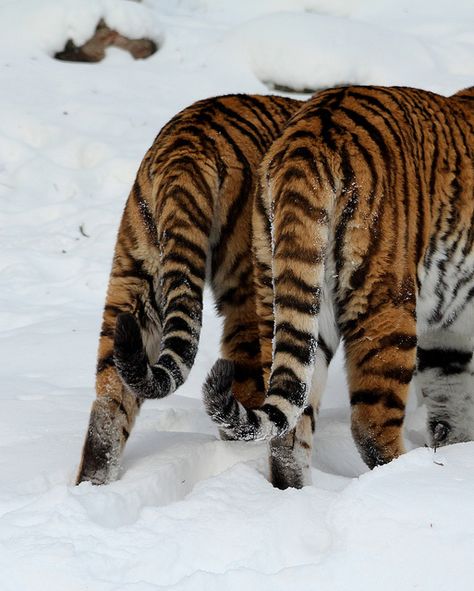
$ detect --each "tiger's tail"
[204,138,336,440]
[112,160,216,401]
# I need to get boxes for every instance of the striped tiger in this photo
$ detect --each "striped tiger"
[204,85,474,489]
[76,93,303,485]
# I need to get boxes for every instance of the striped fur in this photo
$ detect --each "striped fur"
[76,94,303,485]
[204,85,474,488]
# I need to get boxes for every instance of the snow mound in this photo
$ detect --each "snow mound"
[226,11,474,94]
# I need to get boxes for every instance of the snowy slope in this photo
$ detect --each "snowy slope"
[1,1,474,589]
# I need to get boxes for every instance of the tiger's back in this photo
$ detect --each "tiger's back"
[204,85,474,489]
[77,93,303,485]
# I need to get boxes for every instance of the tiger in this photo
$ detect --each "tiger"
[76,93,304,485]
[203,84,474,490]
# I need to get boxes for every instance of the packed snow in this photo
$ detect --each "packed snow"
[1,0,474,589]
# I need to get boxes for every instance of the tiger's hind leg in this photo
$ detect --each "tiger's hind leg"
[270,340,335,489]
[76,383,143,485]
[416,331,474,448]
[342,291,417,469]
[76,198,161,485]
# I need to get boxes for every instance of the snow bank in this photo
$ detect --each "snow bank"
[225,9,474,95]
[1,0,474,589]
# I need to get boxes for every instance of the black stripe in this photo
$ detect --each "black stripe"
[217,277,253,308]
[118,401,129,417]
[113,249,161,320]
[272,96,303,120]
[318,151,337,193]
[163,299,201,321]
[334,143,359,282]
[268,384,306,407]
[162,315,195,335]
[164,185,212,236]
[165,230,207,262]
[104,304,126,315]
[245,408,261,429]
[303,404,316,432]
[278,189,328,224]
[275,294,320,315]
[162,336,197,367]
[260,404,289,431]
[155,354,184,388]
[238,95,281,136]
[162,252,206,282]
[417,347,472,372]
[214,100,267,151]
[229,338,260,357]
[274,270,320,297]
[382,416,404,428]
[381,333,417,349]
[97,355,114,373]
[274,244,324,265]
[364,366,413,384]
[318,336,333,364]
[317,107,338,151]
[223,322,258,345]
[271,365,301,383]
[286,129,318,142]
[275,322,315,343]
[340,106,393,165]
[168,155,214,209]
[357,335,417,369]
[133,181,158,244]
[351,388,405,410]
[209,121,252,277]
[282,166,307,183]
[274,340,314,366]
[100,325,114,339]
[161,270,202,299]
[287,147,322,185]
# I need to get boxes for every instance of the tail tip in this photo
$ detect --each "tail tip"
[203,358,234,418]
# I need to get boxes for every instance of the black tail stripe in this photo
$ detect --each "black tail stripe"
[274,272,321,296]
[270,365,301,382]
[275,295,320,315]
[161,336,197,367]
[162,252,206,282]
[260,404,289,431]
[268,385,306,407]
[154,354,184,388]
[274,341,314,366]
[275,321,315,343]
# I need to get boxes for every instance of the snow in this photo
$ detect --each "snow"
[1,0,474,589]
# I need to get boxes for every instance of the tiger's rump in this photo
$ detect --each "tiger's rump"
[77,93,303,485]
[204,85,474,481]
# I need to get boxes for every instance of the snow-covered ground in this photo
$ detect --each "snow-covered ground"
[1,1,474,589]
